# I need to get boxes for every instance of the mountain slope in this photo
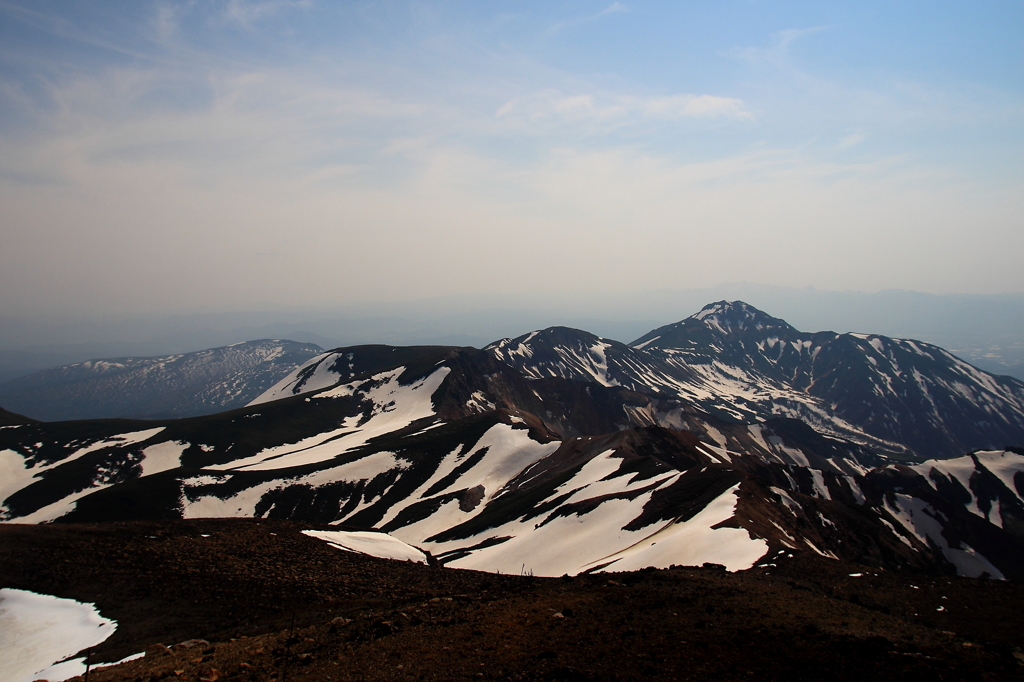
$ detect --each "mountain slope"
[0,406,36,426]
[486,302,1024,459]
[0,340,323,421]
[633,301,1024,458]
[2,344,1022,580]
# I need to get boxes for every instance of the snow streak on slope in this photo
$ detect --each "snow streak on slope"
[0,588,116,682]
[909,450,1024,528]
[0,427,165,521]
[181,450,411,519]
[378,423,561,532]
[214,367,450,472]
[248,345,454,406]
[629,302,1024,459]
[487,329,630,388]
[580,485,768,573]
[884,494,1005,579]
[250,351,345,405]
[405,449,765,577]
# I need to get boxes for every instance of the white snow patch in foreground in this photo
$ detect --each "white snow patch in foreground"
[303,530,427,564]
[0,588,116,682]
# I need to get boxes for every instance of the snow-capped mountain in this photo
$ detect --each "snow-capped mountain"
[2,333,1022,580]
[489,301,1024,459]
[250,345,459,406]
[0,340,323,421]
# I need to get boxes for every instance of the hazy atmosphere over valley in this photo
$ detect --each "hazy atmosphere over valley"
[1,1,1022,352]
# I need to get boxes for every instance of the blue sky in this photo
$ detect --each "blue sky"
[1,1,1021,316]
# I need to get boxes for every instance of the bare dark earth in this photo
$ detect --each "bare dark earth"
[2,519,1023,682]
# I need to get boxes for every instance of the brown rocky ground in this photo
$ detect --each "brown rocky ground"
[2,519,1023,682]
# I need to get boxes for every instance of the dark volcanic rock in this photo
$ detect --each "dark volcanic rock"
[2,519,1023,682]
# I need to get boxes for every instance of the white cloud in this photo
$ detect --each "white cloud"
[549,2,629,33]
[496,90,752,127]
[224,0,312,26]
[837,131,866,149]
[640,94,752,120]
[733,26,828,68]
[598,3,629,17]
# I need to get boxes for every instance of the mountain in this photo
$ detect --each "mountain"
[3,302,1024,681]
[0,340,323,421]
[634,301,1024,459]
[2,325,1022,580]
[488,301,1024,459]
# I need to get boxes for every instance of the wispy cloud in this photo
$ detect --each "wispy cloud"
[598,2,629,17]
[549,2,629,33]
[496,90,752,127]
[224,0,312,27]
[733,26,828,67]
[837,131,866,149]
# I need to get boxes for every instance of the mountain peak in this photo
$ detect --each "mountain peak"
[689,301,797,335]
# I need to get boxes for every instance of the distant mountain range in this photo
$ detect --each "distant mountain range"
[2,301,1023,581]
[0,340,322,421]
[487,301,1024,460]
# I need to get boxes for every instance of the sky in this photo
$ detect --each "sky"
[1,0,1022,318]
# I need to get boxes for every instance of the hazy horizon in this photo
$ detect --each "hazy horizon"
[2,284,1023,384]
[1,1,1022,321]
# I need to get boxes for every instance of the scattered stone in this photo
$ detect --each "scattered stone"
[173,638,210,651]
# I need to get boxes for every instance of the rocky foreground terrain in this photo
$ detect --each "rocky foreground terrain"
[2,518,1023,682]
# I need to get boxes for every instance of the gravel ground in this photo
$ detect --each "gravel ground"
[2,519,1022,682]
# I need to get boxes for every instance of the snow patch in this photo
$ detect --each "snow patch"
[885,495,1004,579]
[303,530,427,564]
[139,441,187,477]
[0,588,116,682]
[582,484,768,573]
[632,336,661,350]
[217,368,450,472]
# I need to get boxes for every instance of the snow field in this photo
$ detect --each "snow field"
[138,441,188,477]
[248,351,347,405]
[302,530,427,564]
[884,494,1004,579]
[580,484,769,573]
[0,588,117,682]
[378,423,561,535]
[910,450,1024,527]
[2,428,166,522]
[406,449,766,577]
[213,367,450,472]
